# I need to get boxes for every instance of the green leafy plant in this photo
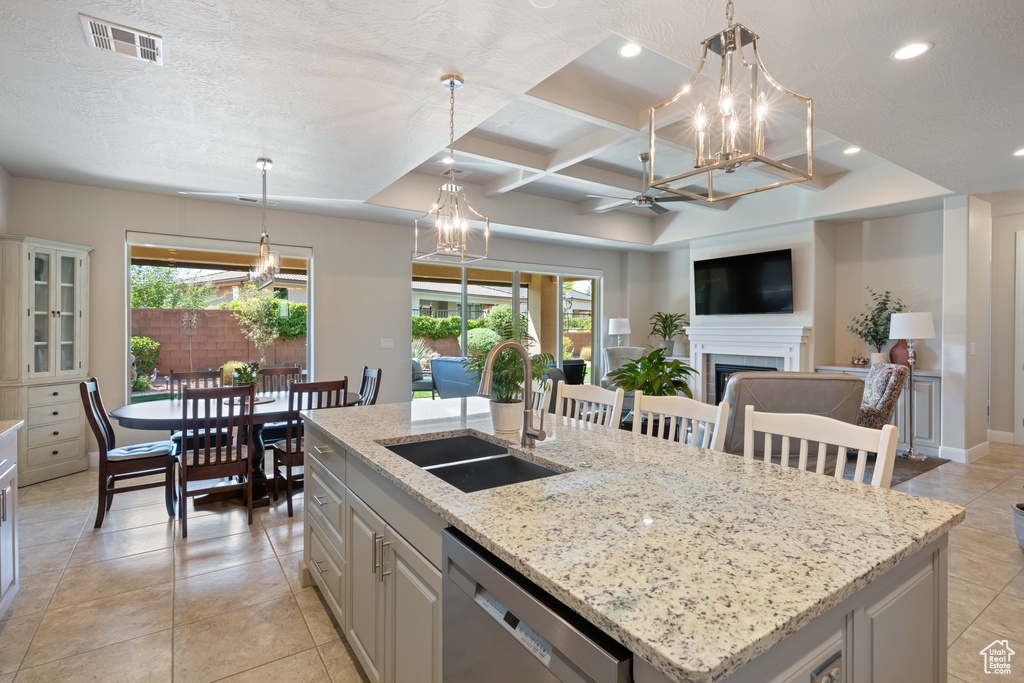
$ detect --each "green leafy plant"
[562,335,574,360]
[233,362,261,386]
[847,288,906,352]
[462,315,553,404]
[649,312,688,343]
[219,360,248,385]
[412,338,440,366]
[484,304,514,333]
[130,336,161,376]
[130,375,151,393]
[467,328,500,356]
[607,347,697,398]
[277,302,307,341]
[232,284,280,362]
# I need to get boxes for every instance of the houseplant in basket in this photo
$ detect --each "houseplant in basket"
[649,312,688,351]
[463,316,553,437]
[847,288,905,364]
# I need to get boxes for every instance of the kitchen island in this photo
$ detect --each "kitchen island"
[299,397,963,683]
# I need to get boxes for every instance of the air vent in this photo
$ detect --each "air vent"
[441,168,471,179]
[237,196,279,207]
[79,14,163,65]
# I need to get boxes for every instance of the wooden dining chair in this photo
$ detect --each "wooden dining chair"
[169,369,221,399]
[742,404,899,488]
[258,366,301,394]
[632,392,730,451]
[80,377,176,529]
[270,379,348,516]
[356,366,382,406]
[176,384,256,538]
[554,383,624,429]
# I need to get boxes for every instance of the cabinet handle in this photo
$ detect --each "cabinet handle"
[0,488,6,523]
[313,494,328,507]
[313,445,330,455]
[371,532,380,575]
[379,539,391,583]
[313,559,327,574]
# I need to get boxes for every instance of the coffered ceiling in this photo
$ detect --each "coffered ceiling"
[0,0,1020,247]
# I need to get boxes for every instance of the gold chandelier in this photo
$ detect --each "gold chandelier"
[647,0,813,202]
[414,74,489,263]
[249,158,280,289]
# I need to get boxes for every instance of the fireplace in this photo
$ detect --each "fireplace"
[715,364,776,402]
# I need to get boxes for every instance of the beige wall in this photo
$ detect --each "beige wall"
[834,211,944,368]
[8,177,632,446]
[0,165,10,234]
[990,212,1024,435]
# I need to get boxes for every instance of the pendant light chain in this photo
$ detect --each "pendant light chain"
[726,0,734,26]
[448,79,456,181]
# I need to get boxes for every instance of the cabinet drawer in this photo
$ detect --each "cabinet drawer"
[303,422,346,482]
[27,420,79,448]
[309,516,345,607]
[28,401,80,426]
[308,458,345,551]
[26,439,82,469]
[28,384,80,406]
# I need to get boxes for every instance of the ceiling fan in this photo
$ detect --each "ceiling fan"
[176,191,366,206]
[585,152,698,215]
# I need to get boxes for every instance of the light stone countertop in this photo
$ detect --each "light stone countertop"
[302,397,963,683]
[0,420,24,440]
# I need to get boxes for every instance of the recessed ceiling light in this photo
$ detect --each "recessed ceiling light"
[891,42,932,60]
[844,146,861,155]
[618,43,642,58]
[440,156,454,164]
[1014,148,1024,157]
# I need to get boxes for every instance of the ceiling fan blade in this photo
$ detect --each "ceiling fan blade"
[592,200,633,213]
[585,194,633,200]
[648,203,671,215]
[179,191,363,203]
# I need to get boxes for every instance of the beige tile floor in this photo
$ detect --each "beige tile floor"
[4,445,1024,681]
[1,465,370,682]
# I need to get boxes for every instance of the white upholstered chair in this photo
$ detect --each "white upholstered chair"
[631,392,729,451]
[555,383,624,429]
[742,404,898,488]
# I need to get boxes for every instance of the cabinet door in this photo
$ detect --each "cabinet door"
[27,248,55,379]
[54,251,82,378]
[347,490,387,683]
[0,462,17,609]
[384,527,442,683]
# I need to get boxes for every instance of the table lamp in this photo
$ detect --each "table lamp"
[608,318,631,346]
[889,311,935,460]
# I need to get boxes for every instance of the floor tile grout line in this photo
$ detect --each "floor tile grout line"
[14,627,175,675]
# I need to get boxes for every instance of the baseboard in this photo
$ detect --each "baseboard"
[988,430,1015,444]
[967,441,990,462]
[939,447,967,464]
[88,450,99,468]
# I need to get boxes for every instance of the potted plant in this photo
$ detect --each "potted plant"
[463,316,553,437]
[233,362,261,387]
[607,347,697,398]
[649,312,688,351]
[847,288,905,364]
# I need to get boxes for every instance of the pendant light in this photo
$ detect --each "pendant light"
[414,74,489,263]
[647,0,813,202]
[249,158,280,289]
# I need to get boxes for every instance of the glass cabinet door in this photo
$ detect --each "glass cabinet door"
[30,250,52,376]
[57,252,77,374]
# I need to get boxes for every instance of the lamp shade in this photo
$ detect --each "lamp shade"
[889,312,934,340]
[608,318,631,336]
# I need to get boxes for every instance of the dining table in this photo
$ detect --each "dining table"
[109,390,359,508]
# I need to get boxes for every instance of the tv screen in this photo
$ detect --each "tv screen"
[693,249,794,315]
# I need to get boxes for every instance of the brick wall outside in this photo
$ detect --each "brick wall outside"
[131,308,306,376]
[415,330,594,363]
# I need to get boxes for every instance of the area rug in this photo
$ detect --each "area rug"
[843,455,948,487]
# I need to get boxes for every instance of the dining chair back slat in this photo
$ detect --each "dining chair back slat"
[357,367,382,406]
[259,366,301,394]
[742,404,899,488]
[631,392,730,451]
[169,369,221,399]
[555,383,624,429]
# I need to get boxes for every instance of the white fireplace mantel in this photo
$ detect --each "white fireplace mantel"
[685,326,813,402]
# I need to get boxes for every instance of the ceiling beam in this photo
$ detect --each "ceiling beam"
[520,81,641,134]
[483,169,544,197]
[454,136,545,172]
[545,128,630,173]
[578,197,629,215]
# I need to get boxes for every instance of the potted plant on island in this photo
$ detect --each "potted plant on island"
[649,312,688,352]
[463,316,553,438]
[847,288,905,365]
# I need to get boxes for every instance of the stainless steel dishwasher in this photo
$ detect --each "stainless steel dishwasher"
[442,529,631,683]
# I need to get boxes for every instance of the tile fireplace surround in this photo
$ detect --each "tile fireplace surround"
[685,326,812,403]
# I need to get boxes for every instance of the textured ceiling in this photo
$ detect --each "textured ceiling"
[0,0,1021,226]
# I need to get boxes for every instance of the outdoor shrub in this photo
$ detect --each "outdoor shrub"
[484,304,514,333]
[130,336,161,375]
[467,328,500,356]
[562,335,574,360]
[278,303,308,341]
[412,338,440,365]
[220,360,248,385]
[130,375,151,393]
[411,315,461,340]
[232,284,280,362]
[580,345,592,362]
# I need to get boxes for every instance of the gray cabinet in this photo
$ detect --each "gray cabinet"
[0,426,20,616]
[384,528,442,683]
[347,489,387,683]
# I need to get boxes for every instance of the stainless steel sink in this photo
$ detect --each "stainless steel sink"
[384,435,561,493]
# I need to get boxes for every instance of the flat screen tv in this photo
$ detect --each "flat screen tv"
[694,249,794,315]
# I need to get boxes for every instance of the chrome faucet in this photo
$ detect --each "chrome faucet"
[478,340,546,448]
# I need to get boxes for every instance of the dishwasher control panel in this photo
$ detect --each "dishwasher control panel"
[476,587,554,667]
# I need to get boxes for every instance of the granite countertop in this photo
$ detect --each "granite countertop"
[0,420,24,439]
[302,397,963,683]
